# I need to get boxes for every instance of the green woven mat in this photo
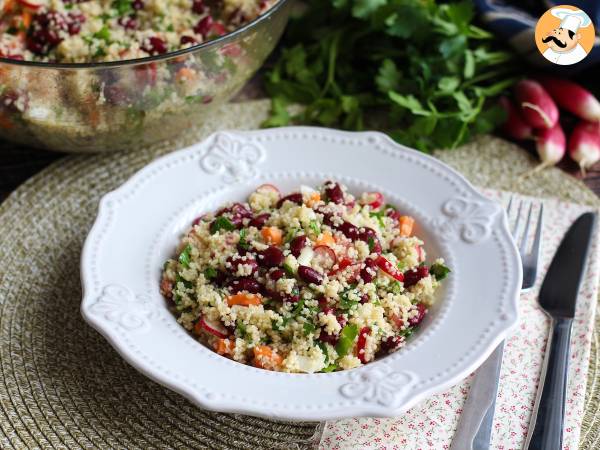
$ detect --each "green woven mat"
[0,99,598,449]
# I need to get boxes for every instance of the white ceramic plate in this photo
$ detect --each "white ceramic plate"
[81,127,522,420]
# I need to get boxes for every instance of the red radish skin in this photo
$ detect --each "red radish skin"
[535,122,566,170]
[199,317,229,338]
[569,121,600,175]
[514,80,559,129]
[538,77,600,123]
[498,96,533,140]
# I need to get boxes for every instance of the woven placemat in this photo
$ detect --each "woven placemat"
[0,99,598,449]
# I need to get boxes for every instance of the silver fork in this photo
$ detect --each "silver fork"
[451,198,544,450]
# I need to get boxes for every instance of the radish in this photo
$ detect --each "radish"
[198,317,229,338]
[375,255,404,282]
[360,192,384,209]
[255,184,281,200]
[569,121,600,175]
[514,80,559,129]
[533,122,566,171]
[313,245,337,270]
[498,96,533,140]
[538,77,600,123]
[17,0,42,9]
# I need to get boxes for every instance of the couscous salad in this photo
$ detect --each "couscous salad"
[161,182,450,373]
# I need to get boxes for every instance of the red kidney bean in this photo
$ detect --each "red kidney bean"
[360,258,377,283]
[321,307,335,316]
[268,268,285,281]
[194,15,213,37]
[403,266,429,288]
[276,193,303,208]
[324,181,344,204]
[298,266,323,285]
[318,329,339,346]
[226,254,258,275]
[408,303,427,326]
[289,235,308,257]
[381,335,403,353]
[337,221,360,240]
[227,277,261,294]
[258,246,284,268]
[249,213,270,228]
[180,35,197,45]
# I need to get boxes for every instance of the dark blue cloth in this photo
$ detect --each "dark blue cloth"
[474,0,600,73]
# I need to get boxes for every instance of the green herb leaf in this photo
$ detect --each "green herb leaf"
[210,216,235,234]
[317,341,329,365]
[322,363,338,373]
[309,220,320,235]
[179,245,192,268]
[204,267,217,280]
[367,237,375,252]
[335,323,359,357]
[430,263,451,281]
[303,321,316,336]
[93,26,111,43]
[339,286,359,311]
[238,229,250,250]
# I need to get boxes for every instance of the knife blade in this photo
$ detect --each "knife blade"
[525,212,596,450]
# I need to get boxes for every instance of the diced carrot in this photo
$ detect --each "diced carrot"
[226,293,262,307]
[214,338,234,356]
[306,192,321,207]
[261,226,283,245]
[3,0,14,13]
[399,216,415,237]
[193,320,203,335]
[253,345,283,370]
[22,10,32,28]
[175,67,197,83]
[315,231,335,247]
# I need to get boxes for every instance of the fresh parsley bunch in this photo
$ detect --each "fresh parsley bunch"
[264,0,518,152]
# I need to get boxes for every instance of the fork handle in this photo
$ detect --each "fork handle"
[526,317,573,450]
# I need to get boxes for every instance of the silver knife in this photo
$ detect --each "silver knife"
[524,212,596,450]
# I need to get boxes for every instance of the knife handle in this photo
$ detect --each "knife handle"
[526,317,573,450]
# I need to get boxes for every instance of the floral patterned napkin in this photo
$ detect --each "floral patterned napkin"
[319,190,600,450]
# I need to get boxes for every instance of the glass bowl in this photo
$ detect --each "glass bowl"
[0,0,292,153]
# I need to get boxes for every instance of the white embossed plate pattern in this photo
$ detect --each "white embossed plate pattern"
[80,127,521,420]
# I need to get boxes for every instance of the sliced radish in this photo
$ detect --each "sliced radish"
[416,245,425,263]
[356,327,371,363]
[328,257,353,276]
[360,192,384,209]
[255,184,281,199]
[390,313,404,329]
[17,0,42,9]
[199,317,229,338]
[375,255,404,282]
[297,246,314,266]
[313,245,337,270]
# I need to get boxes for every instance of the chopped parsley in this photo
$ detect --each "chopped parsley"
[203,267,218,280]
[303,321,316,336]
[317,341,329,364]
[283,262,295,277]
[178,245,192,268]
[322,363,338,373]
[112,0,133,15]
[238,229,250,250]
[430,263,451,281]
[309,220,320,235]
[367,236,375,252]
[339,285,359,311]
[336,323,359,357]
[210,216,235,234]
[369,210,385,228]
[93,26,111,43]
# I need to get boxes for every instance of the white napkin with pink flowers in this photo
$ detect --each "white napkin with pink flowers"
[318,190,600,450]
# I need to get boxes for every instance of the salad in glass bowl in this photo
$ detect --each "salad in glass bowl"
[0,0,290,152]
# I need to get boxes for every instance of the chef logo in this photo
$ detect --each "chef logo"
[535,5,594,65]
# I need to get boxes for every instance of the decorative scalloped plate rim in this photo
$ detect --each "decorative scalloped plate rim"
[80,127,522,421]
